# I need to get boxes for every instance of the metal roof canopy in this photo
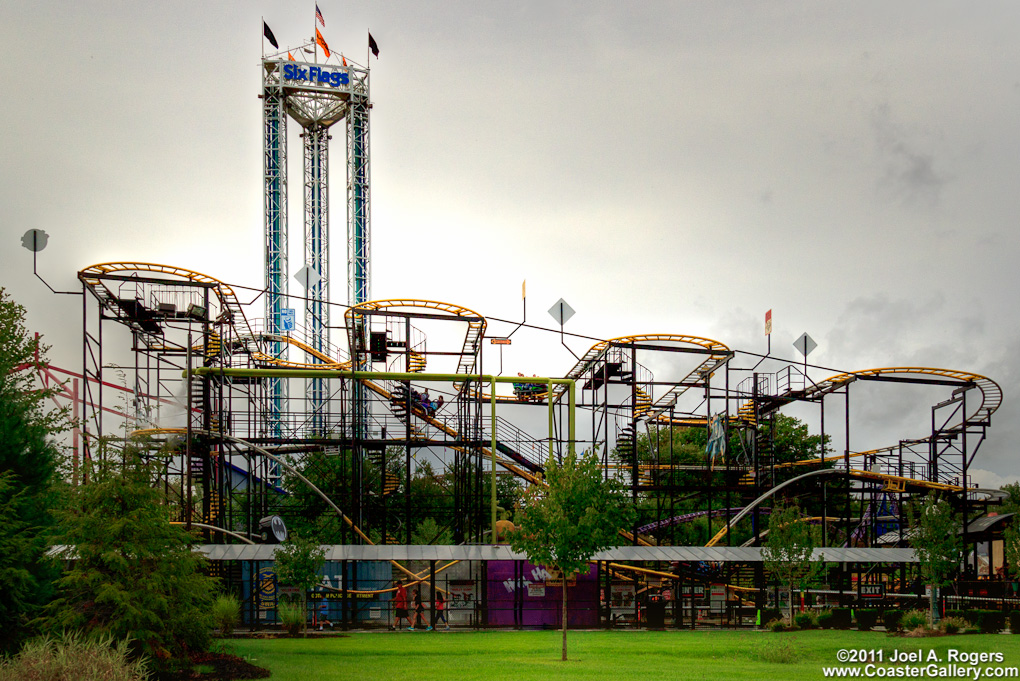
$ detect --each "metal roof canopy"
[197,544,918,563]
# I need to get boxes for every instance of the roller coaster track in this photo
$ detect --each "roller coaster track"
[549,334,732,418]
[803,367,1002,425]
[344,299,486,379]
[78,262,256,339]
[705,468,964,547]
[247,332,351,370]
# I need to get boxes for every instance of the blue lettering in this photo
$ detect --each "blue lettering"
[282,63,350,87]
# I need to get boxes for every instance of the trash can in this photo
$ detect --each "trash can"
[646,600,666,629]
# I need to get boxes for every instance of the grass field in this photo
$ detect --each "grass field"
[224,630,1020,681]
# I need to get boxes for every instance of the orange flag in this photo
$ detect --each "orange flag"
[342,54,347,66]
[316,28,331,58]
[288,51,295,61]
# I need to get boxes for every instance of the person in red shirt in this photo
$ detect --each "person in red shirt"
[434,591,449,630]
[393,582,411,630]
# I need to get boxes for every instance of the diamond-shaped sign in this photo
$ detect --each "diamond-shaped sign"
[294,265,322,290]
[548,298,575,326]
[793,332,817,358]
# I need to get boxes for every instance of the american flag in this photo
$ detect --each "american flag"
[315,4,325,27]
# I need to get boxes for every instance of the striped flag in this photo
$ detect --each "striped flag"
[315,28,331,58]
[315,4,325,27]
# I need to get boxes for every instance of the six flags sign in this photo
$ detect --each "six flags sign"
[282,62,350,88]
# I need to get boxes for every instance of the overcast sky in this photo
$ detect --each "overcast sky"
[2,2,1019,487]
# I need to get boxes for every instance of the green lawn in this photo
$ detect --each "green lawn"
[224,630,1020,681]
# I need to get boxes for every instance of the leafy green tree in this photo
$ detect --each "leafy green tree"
[508,450,633,661]
[908,493,961,625]
[46,445,215,673]
[761,501,823,622]
[0,288,64,651]
[273,533,326,635]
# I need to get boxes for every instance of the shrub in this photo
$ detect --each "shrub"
[856,610,880,631]
[884,609,904,632]
[817,610,834,629]
[212,594,241,636]
[768,617,800,633]
[760,608,782,627]
[0,632,148,681]
[278,601,304,636]
[831,608,852,630]
[975,610,1005,634]
[1009,610,1020,634]
[794,612,816,630]
[901,610,928,632]
[940,616,969,635]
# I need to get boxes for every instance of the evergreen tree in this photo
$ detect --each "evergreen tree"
[508,450,633,661]
[0,288,63,651]
[46,445,215,673]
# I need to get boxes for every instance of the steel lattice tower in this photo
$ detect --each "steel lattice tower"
[262,57,371,436]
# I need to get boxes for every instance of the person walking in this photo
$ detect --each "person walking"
[412,586,430,630]
[394,582,411,630]
[434,591,449,630]
[318,598,333,630]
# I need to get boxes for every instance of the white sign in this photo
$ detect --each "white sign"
[527,583,546,598]
[793,332,817,358]
[548,298,575,326]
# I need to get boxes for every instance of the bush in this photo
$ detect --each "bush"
[901,610,928,632]
[856,610,880,631]
[278,601,304,636]
[212,594,241,636]
[884,609,904,632]
[975,610,1005,634]
[831,608,852,630]
[760,608,782,627]
[794,612,816,630]
[0,632,148,681]
[767,618,798,632]
[817,610,834,629]
[940,616,969,635]
[1009,610,1020,634]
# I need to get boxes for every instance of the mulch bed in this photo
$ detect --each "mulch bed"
[186,651,272,679]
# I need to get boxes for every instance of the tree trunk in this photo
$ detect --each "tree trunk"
[561,573,568,661]
[788,586,794,623]
[929,585,938,627]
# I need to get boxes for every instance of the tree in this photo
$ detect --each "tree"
[46,445,215,674]
[0,288,64,652]
[273,533,326,635]
[508,450,633,661]
[908,493,961,625]
[761,501,823,622]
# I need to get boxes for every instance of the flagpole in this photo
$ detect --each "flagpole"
[261,16,264,57]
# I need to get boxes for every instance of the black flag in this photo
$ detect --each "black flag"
[264,21,279,49]
[368,32,379,58]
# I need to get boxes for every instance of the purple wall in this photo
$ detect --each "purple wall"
[486,561,598,628]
